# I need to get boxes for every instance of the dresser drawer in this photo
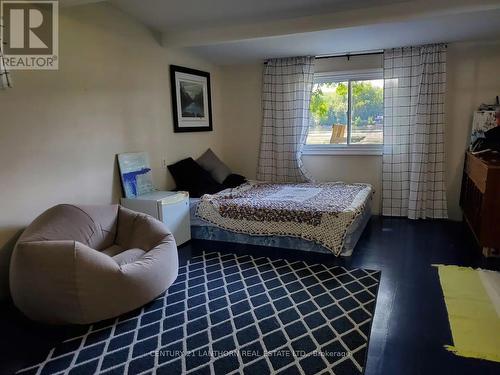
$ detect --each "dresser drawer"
[465,153,488,193]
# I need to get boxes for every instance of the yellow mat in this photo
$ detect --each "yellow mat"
[435,265,500,362]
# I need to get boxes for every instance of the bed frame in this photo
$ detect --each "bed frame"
[190,198,372,256]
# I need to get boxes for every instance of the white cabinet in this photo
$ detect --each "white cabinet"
[121,191,191,245]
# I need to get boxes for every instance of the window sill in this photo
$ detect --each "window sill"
[302,145,383,156]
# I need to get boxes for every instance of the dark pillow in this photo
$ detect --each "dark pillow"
[223,174,247,189]
[196,148,232,184]
[167,158,223,197]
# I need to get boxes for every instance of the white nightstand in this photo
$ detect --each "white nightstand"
[121,191,191,245]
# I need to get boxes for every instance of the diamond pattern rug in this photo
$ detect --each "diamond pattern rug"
[17,251,380,375]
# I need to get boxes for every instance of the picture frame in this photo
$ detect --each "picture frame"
[170,65,213,132]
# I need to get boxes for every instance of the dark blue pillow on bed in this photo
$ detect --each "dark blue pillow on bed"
[167,158,223,198]
[223,174,247,188]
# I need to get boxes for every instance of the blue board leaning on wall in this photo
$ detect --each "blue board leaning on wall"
[117,152,154,198]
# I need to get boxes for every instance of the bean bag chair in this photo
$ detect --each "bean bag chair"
[10,204,178,325]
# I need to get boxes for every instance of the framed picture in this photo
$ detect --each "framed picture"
[170,65,213,132]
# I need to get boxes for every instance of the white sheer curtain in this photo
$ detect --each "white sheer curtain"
[257,56,315,182]
[382,44,448,219]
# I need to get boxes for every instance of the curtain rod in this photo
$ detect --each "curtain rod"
[264,50,383,64]
[316,50,383,60]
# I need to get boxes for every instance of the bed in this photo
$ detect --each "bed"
[190,181,373,256]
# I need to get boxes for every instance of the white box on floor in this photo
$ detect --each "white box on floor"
[121,191,191,245]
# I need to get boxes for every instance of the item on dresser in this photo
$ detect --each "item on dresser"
[460,151,500,257]
[121,190,191,245]
[470,110,500,152]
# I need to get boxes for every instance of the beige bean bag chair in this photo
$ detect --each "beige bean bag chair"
[10,204,179,325]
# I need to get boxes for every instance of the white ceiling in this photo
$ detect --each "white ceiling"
[65,0,500,65]
[108,0,407,32]
[186,9,500,64]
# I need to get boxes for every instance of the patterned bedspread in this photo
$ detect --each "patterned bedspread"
[196,182,373,256]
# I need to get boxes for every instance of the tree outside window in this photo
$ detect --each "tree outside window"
[307,75,383,146]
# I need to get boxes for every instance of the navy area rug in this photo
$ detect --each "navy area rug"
[17,251,380,375]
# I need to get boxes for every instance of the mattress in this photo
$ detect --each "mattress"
[189,186,372,257]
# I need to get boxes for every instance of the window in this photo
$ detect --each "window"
[305,69,383,155]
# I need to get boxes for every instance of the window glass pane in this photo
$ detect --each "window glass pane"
[307,81,348,144]
[350,79,383,144]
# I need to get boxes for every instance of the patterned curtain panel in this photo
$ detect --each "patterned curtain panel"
[382,44,447,219]
[257,56,315,182]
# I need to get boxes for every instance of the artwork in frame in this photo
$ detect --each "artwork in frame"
[117,152,154,198]
[170,65,213,132]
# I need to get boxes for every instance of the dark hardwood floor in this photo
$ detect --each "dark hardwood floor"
[1,217,499,374]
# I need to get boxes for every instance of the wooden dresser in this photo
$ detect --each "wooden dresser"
[460,151,500,257]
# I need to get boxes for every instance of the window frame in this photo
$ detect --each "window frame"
[303,68,384,156]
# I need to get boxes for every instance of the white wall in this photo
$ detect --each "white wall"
[0,3,225,299]
[218,64,263,179]
[219,41,500,220]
